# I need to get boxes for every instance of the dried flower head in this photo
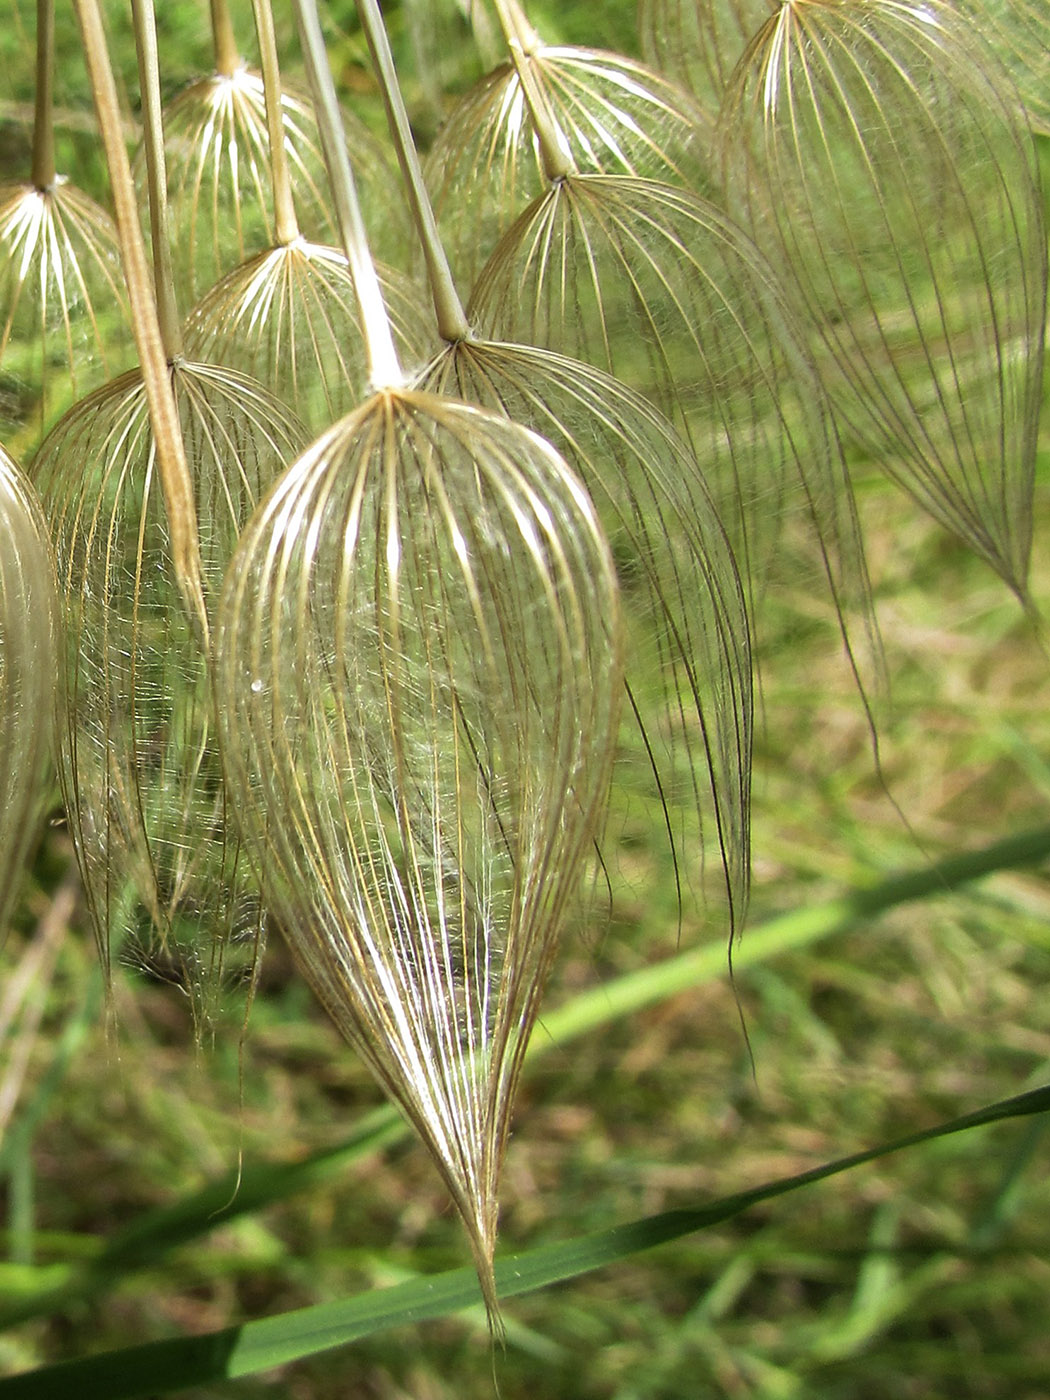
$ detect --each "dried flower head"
[956,0,1050,136]
[720,0,1047,600]
[425,36,715,290]
[0,178,131,451]
[469,173,874,649]
[33,359,306,1027]
[216,386,622,1322]
[638,0,771,121]
[185,242,432,432]
[154,68,398,306]
[418,337,752,930]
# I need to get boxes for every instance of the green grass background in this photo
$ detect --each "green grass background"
[0,1,1048,1396]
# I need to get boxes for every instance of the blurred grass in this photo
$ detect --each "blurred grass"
[0,1,1048,1397]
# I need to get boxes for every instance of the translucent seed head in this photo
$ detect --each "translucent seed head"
[720,0,1047,599]
[469,174,874,650]
[154,69,402,306]
[33,361,307,1028]
[216,388,622,1321]
[0,178,132,454]
[184,241,433,433]
[638,0,772,122]
[417,338,752,931]
[955,0,1050,136]
[425,43,715,290]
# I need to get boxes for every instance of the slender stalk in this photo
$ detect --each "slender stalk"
[252,0,299,247]
[354,0,470,343]
[73,0,208,644]
[489,0,574,182]
[30,0,55,190]
[210,0,240,79]
[491,0,540,52]
[292,0,403,389]
[130,0,182,358]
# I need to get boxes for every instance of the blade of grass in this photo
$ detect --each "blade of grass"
[536,822,1050,1045]
[1,1083,1047,1398]
[0,822,1046,1329]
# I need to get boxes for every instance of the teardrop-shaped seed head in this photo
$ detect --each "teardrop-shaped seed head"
[0,178,132,453]
[32,362,307,1028]
[417,338,752,932]
[153,68,401,306]
[720,0,1047,600]
[638,0,772,122]
[184,241,433,432]
[425,43,715,290]
[469,173,875,666]
[0,448,57,936]
[216,388,622,1323]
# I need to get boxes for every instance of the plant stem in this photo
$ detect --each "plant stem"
[489,0,574,182]
[252,0,299,247]
[30,0,54,190]
[210,0,240,79]
[292,0,403,389]
[130,0,182,359]
[73,0,208,645]
[491,0,540,52]
[354,0,470,343]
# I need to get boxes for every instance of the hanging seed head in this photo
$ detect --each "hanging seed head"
[418,337,752,932]
[469,173,875,660]
[216,387,622,1323]
[424,42,715,291]
[720,0,1046,601]
[153,69,400,307]
[0,447,57,936]
[32,360,307,1029]
[185,241,433,433]
[0,178,132,455]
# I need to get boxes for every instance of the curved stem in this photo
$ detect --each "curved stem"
[355,0,470,344]
[252,0,299,247]
[292,0,403,389]
[131,0,182,358]
[210,0,241,78]
[31,0,55,190]
[490,0,574,181]
[73,0,208,646]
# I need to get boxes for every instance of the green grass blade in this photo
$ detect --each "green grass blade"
[2,1083,1047,1398]
[0,1110,404,1329]
[537,823,1050,1044]
[0,823,1046,1330]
